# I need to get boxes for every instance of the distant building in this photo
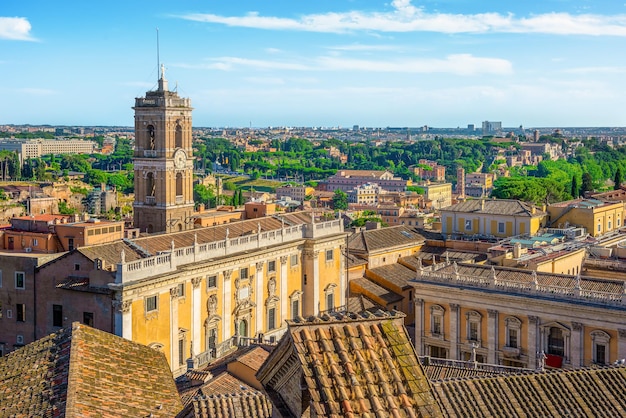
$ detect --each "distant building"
[440,199,546,238]
[465,172,495,198]
[410,159,446,182]
[456,166,465,197]
[482,121,502,136]
[547,198,624,237]
[347,182,384,205]
[84,184,117,215]
[0,139,96,161]
[419,182,452,210]
[322,170,408,193]
[275,184,313,202]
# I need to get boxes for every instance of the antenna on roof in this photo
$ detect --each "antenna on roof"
[156,27,160,78]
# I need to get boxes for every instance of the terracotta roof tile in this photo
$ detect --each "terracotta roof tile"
[350,277,404,304]
[348,225,425,253]
[258,311,443,417]
[441,199,543,217]
[0,322,182,417]
[432,365,626,417]
[368,263,416,290]
[234,346,270,371]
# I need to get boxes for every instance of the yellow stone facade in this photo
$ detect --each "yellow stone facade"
[547,199,624,237]
[111,218,346,375]
[414,262,626,369]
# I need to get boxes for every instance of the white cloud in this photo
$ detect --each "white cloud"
[316,54,512,75]
[243,76,285,85]
[18,88,56,95]
[176,2,626,36]
[0,17,36,41]
[562,66,626,74]
[327,44,405,52]
[186,57,313,71]
[178,53,511,76]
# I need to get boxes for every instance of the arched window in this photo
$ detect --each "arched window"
[147,125,155,150]
[146,172,155,197]
[176,172,183,197]
[175,122,183,149]
[238,319,248,337]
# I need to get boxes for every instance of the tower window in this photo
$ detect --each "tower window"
[147,125,155,150]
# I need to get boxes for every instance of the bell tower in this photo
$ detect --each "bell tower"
[133,65,195,234]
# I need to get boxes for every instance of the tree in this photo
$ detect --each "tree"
[581,172,593,196]
[614,167,623,190]
[571,175,579,198]
[332,189,348,211]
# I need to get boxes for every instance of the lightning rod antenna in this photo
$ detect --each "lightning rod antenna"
[156,27,160,78]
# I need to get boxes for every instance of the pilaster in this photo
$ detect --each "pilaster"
[528,315,539,368]
[191,277,202,356]
[571,322,583,367]
[255,262,264,335]
[449,303,459,360]
[222,270,232,341]
[487,309,498,364]
[170,287,180,370]
[280,256,288,322]
[414,298,424,355]
[618,329,626,362]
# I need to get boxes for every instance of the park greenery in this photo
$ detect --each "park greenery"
[4,130,626,211]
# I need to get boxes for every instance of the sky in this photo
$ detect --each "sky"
[3,0,626,128]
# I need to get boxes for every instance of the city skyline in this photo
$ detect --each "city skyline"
[3,1,626,128]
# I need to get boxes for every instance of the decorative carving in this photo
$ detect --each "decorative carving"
[487,309,498,318]
[223,269,232,281]
[450,303,460,312]
[572,322,583,331]
[207,295,218,317]
[528,315,539,324]
[280,256,288,265]
[113,300,132,314]
[618,329,626,339]
[256,261,264,270]
[191,277,202,288]
[170,287,179,299]
[303,249,319,259]
[414,298,424,306]
[268,277,276,297]
[120,250,126,264]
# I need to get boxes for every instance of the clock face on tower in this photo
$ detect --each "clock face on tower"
[174,149,187,169]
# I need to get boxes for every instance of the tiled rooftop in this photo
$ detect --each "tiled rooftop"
[367,262,417,290]
[348,225,425,253]
[350,277,404,304]
[0,322,182,417]
[177,344,273,418]
[441,199,543,216]
[191,392,272,418]
[432,365,626,417]
[258,310,443,417]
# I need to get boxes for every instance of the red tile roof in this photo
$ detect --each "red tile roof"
[0,322,182,417]
[257,310,443,417]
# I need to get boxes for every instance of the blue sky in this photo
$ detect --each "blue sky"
[3,0,626,128]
